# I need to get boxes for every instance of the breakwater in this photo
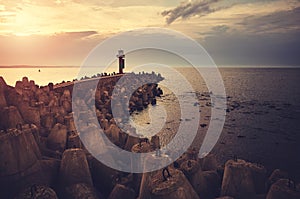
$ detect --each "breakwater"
[0,73,299,199]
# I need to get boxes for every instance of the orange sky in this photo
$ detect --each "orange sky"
[0,0,299,66]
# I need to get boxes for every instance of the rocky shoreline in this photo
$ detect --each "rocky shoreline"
[0,73,299,199]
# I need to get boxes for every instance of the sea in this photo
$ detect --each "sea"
[1,66,300,180]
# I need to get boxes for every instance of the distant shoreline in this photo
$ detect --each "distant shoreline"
[0,65,80,68]
[1,65,300,69]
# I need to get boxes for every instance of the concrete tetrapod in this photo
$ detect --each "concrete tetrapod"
[64,114,77,132]
[67,132,81,149]
[0,129,40,176]
[266,179,300,199]
[87,153,118,198]
[47,123,68,152]
[221,159,267,199]
[200,153,218,171]
[0,128,43,198]
[181,159,221,199]
[150,168,200,199]
[267,169,289,189]
[59,148,93,187]
[0,76,8,109]
[130,141,153,194]
[17,103,41,127]
[105,123,121,144]
[1,106,24,129]
[150,135,160,150]
[138,151,171,199]
[222,159,255,199]
[41,112,56,131]
[15,184,58,199]
[124,135,141,151]
[25,123,40,145]
[139,170,158,199]
[65,183,100,199]
[108,184,136,199]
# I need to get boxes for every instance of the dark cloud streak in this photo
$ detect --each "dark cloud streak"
[161,0,285,25]
[162,0,220,25]
[239,7,300,34]
[53,31,98,38]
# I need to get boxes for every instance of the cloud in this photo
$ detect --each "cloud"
[0,12,16,23]
[72,0,180,7]
[53,31,98,38]
[162,0,220,25]
[0,0,166,36]
[0,2,18,23]
[238,6,300,34]
[211,25,230,33]
[199,6,300,66]
[161,0,294,25]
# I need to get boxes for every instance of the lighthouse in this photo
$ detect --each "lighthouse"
[117,49,125,74]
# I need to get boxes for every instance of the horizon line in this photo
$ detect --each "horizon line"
[1,65,300,69]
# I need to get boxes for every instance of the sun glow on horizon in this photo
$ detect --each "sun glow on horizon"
[0,0,299,66]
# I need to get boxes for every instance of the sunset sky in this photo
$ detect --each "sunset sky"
[0,0,299,66]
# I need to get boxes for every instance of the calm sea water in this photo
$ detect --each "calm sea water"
[1,67,300,179]
[134,67,300,179]
[215,68,300,179]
